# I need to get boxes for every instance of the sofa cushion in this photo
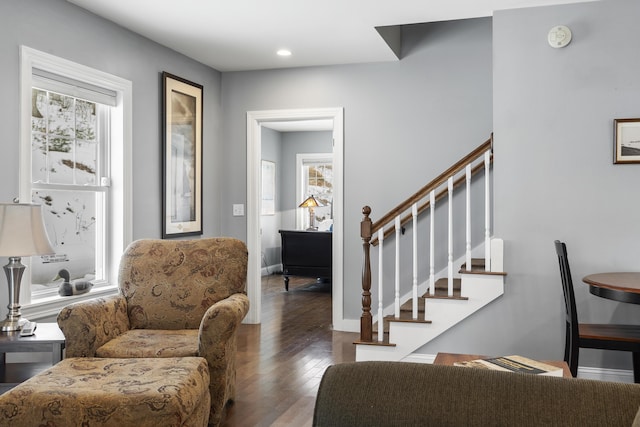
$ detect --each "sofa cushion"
[314,361,640,427]
[96,329,198,358]
[0,357,210,427]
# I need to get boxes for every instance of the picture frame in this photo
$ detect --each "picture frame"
[614,118,640,164]
[261,160,275,215]
[162,72,203,238]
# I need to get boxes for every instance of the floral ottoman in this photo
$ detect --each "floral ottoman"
[0,357,210,426]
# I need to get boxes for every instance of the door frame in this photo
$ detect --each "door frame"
[246,108,344,329]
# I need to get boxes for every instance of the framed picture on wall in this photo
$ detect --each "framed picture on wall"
[614,118,640,164]
[162,72,203,238]
[261,160,275,215]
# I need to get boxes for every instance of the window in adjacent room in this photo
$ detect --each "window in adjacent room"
[296,153,333,230]
[19,47,132,307]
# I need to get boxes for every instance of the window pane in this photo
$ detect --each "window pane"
[304,162,333,224]
[32,89,49,183]
[32,132,48,184]
[47,93,74,139]
[75,100,98,185]
[30,189,98,290]
[32,90,99,186]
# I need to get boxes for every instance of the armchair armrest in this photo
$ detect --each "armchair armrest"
[198,293,249,368]
[57,294,130,357]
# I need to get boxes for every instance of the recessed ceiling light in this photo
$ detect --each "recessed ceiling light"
[277,49,292,57]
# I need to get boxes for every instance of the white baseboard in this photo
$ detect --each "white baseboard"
[261,264,282,276]
[577,366,634,383]
[402,353,634,383]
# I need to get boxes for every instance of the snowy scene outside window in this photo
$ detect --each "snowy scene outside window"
[29,88,105,294]
[303,160,333,230]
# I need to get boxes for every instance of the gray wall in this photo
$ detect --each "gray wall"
[490,0,640,370]
[221,18,494,320]
[0,0,222,312]
[0,0,223,237]
[419,0,640,372]
[6,0,634,373]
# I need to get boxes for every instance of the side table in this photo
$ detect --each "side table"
[434,352,572,378]
[0,322,65,393]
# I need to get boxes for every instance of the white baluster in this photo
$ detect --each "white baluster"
[377,229,384,342]
[448,177,454,297]
[395,216,401,317]
[412,203,418,319]
[466,164,472,272]
[484,150,491,271]
[429,190,435,299]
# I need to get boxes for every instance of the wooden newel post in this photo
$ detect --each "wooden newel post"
[360,206,373,342]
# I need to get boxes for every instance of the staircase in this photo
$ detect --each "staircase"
[355,136,507,362]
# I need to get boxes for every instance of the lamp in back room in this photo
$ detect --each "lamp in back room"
[0,203,55,332]
[298,195,323,231]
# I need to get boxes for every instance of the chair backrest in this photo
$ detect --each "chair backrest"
[554,240,579,375]
[119,237,248,330]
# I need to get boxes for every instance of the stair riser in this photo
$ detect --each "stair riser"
[356,274,504,362]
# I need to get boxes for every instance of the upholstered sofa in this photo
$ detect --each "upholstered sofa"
[313,361,640,427]
[57,237,250,426]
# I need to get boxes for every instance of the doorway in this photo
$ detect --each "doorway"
[246,108,344,329]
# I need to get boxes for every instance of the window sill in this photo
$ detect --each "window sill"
[21,284,119,321]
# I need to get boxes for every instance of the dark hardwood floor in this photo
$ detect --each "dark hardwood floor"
[222,274,357,427]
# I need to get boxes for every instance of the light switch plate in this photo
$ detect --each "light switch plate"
[232,204,245,216]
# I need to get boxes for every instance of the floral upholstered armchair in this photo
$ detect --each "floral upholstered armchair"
[57,237,250,427]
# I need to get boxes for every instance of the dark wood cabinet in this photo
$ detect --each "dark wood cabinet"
[279,230,332,291]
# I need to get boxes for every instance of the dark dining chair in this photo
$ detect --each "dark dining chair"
[554,240,640,382]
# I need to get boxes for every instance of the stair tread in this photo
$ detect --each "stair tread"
[434,277,461,291]
[460,258,507,275]
[400,297,425,313]
[386,311,432,323]
[460,258,486,274]
[424,278,468,300]
[353,339,396,347]
[373,298,431,334]
[460,258,485,270]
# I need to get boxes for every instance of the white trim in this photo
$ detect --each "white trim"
[246,108,345,329]
[576,366,635,383]
[19,46,133,310]
[21,285,118,321]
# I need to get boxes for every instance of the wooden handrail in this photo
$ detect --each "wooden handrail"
[358,135,493,344]
[370,137,492,236]
[371,156,492,246]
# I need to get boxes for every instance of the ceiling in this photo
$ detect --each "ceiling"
[67,0,595,73]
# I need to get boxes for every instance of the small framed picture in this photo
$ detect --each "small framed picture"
[614,118,640,164]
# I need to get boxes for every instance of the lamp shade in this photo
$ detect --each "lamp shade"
[298,195,321,208]
[0,204,55,257]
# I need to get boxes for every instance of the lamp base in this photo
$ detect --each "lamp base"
[0,316,28,332]
[2,257,28,332]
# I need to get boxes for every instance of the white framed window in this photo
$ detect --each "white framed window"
[296,153,333,230]
[19,46,132,317]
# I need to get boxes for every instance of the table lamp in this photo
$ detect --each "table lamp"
[299,195,322,230]
[0,203,55,332]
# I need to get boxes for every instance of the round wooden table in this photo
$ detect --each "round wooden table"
[583,272,640,304]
